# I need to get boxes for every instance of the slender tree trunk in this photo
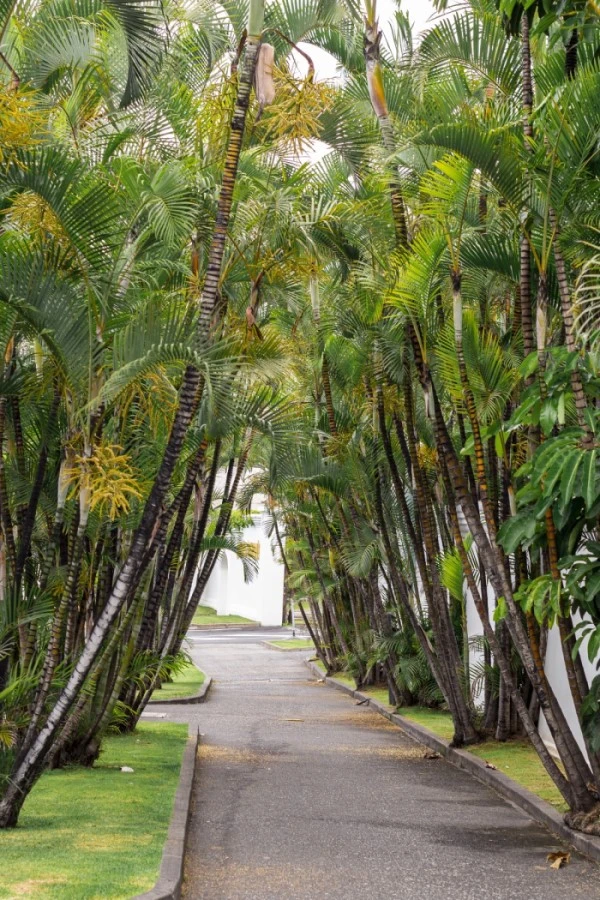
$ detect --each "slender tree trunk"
[0,4,265,827]
[520,13,535,360]
[437,439,577,805]
[15,386,60,589]
[363,5,408,248]
[429,380,597,813]
[549,208,591,442]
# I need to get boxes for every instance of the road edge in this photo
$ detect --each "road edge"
[132,726,200,900]
[304,659,600,865]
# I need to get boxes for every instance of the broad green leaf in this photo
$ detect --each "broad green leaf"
[589,629,600,665]
[493,597,507,623]
[497,511,537,554]
[539,450,570,499]
[580,448,598,511]
[540,398,557,437]
[559,451,584,511]
[519,351,539,379]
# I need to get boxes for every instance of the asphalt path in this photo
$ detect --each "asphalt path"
[152,630,600,899]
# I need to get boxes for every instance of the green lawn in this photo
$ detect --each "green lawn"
[151,660,204,701]
[267,639,314,650]
[355,686,393,708]
[192,604,256,626]
[468,740,567,811]
[0,722,188,900]
[395,705,457,742]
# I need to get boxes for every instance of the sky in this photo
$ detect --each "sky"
[293,0,443,159]
[305,0,441,81]
[388,0,439,35]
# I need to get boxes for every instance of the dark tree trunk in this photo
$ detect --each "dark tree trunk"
[0,20,263,827]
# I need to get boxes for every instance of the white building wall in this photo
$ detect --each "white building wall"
[537,614,597,760]
[204,554,228,614]
[464,579,598,759]
[454,501,600,758]
[202,511,285,627]
[465,585,487,706]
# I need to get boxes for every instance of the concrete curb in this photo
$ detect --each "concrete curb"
[304,659,600,865]
[148,676,212,706]
[133,727,199,900]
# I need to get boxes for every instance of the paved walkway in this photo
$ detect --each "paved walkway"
[158,636,600,899]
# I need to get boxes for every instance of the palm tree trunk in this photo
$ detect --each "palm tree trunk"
[439,445,576,803]
[0,1,265,828]
[372,448,444,694]
[404,354,478,745]
[363,3,408,248]
[136,439,209,659]
[180,431,254,638]
[15,386,60,589]
[430,379,597,813]
[549,208,591,442]
[520,13,535,360]
[0,396,16,577]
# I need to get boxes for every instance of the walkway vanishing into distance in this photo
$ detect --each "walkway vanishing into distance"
[153,631,600,900]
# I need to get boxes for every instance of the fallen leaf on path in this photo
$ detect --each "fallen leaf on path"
[284,718,304,722]
[547,851,570,869]
[423,750,441,760]
[485,762,498,770]
[355,698,369,706]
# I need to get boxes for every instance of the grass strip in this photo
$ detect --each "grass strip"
[0,722,188,900]
[267,639,314,650]
[468,740,567,812]
[394,705,456,742]
[151,660,204,701]
[192,604,256,626]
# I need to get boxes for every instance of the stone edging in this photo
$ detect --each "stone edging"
[304,659,600,865]
[148,675,212,706]
[132,727,199,900]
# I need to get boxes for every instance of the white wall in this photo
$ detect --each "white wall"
[463,580,598,760]
[537,614,597,760]
[202,511,285,627]
[204,554,229,615]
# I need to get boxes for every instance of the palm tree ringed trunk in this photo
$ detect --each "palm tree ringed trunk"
[0,0,265,828]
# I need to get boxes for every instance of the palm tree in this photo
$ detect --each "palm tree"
[0,0,269,828]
